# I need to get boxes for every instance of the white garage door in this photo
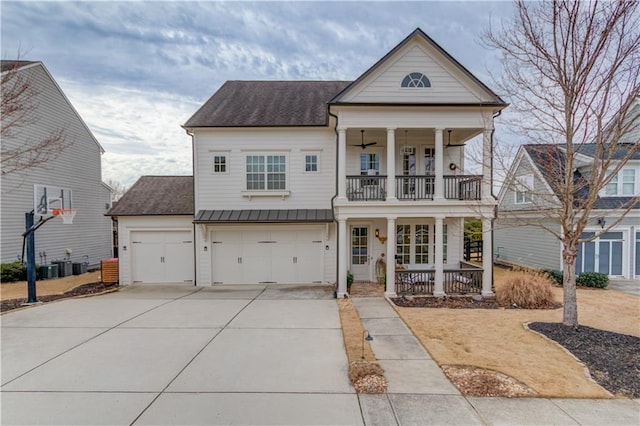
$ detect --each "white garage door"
[131,231,193,284]
[210,227,324,284]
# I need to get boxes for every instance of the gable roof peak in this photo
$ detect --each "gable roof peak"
[330,27,506,106]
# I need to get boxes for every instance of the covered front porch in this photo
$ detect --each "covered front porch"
[336,215,494,297]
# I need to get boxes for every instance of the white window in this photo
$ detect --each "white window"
[604,168,638,196]
[401,72,431,88]
[514,174,533,204]
[213,155,227,173]
[305,154,318,173]
[246,155,286,190]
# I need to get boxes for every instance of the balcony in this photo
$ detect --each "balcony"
[345,175,482,201]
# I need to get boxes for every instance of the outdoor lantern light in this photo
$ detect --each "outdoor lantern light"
[375,229,380,238]
[361,330,374,359]
[598,217,606,229]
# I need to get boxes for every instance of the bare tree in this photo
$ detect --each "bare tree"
[106,179,129,202]
[487,0,640,327]
[1,59,72,175]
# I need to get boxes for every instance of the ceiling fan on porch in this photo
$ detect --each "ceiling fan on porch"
[352,130,378,149]
[445,129,466,147]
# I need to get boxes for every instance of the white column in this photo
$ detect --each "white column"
[386,128,397,201]
[434,128,444,200]
[434,216,445,297]
[337,219,348,297]
[482,127,493,199]
[338,128,347,200]
[482,218,494,297]
[385,216,396,296]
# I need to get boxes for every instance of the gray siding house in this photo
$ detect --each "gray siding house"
[495,138,640,280]
[1,61,112,267]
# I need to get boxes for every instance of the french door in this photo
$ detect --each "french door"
[576,231,624,277]
[350,225,370,281]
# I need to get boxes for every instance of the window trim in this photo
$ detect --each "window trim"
[244,153,289,192]
[213,154,228,174]
[401,72,431,88]
[514,173,534,204]
[304,153,320,174]
[603,167,638,197]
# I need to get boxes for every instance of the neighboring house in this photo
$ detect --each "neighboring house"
[495,140,640,280]
[0,61,112,268]
[106,176,194,285]
[173,28,507,297]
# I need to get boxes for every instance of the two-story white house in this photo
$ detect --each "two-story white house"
[1,61,113,268]
[180,29,506,297]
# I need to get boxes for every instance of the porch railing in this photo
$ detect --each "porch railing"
[346,175,387,201]
[443,175,482,200]
[395,261,483,295]
[346,175,482,201]
[395,175,434,200]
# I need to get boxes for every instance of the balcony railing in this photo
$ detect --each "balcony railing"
[346,175,387,201]
[345,174,482,201]
[443,175,482,200]
[395,175,434,200]
[395,261,483,295]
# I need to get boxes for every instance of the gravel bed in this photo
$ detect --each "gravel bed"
[1,282,118,313]
[528,322,640,398]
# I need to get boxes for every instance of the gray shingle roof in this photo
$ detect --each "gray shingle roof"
[524,144,639,210]
[194,209,334,223]
[183,80,351,127]
[106,176,193,216]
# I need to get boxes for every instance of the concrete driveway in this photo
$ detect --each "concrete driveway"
[1,284,363,425]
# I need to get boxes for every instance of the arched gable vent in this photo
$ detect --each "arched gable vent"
[401,72,431,88]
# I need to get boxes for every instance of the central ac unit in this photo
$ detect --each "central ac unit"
[401,146,416,155]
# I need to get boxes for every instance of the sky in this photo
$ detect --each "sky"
[1,1,516,187]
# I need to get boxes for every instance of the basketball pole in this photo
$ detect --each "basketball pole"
[22,211,55,304]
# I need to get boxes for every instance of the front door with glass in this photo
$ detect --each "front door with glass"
[350,225,370,281]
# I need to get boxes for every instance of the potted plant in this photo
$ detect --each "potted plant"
[347,270,354,292]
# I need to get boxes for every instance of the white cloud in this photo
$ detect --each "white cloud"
[62,81,198,186]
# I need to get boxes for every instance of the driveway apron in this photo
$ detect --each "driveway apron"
[1,284,362,425]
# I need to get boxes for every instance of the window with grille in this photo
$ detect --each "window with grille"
[246,155,287,190]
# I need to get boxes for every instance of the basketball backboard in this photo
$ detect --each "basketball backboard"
[34,184,73,218]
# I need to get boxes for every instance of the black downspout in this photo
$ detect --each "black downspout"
[328,105,340,298]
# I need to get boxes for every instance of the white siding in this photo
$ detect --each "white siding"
[194,128,335,211]
[342,43,492,104]
[1,64,112,267]
[117,216,194,285]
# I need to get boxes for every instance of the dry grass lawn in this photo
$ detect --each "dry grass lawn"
[0,271,101,301]
[395,268,640,398]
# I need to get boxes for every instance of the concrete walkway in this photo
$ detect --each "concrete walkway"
[351,297,640,426]
[608,279,640,297]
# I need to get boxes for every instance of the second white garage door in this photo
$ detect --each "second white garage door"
[131,230,193,284]
[210,227,324,284]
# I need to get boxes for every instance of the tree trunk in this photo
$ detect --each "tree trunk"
[562,245,578,328]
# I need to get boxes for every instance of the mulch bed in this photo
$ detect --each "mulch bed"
[392,295,502,309]
[528,322,640,398]
[1,282,119,313]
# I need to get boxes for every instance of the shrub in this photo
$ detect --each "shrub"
[577,272,609,288]
[496,270,557,309]
[1,262,27,282]
[544,269,563,286]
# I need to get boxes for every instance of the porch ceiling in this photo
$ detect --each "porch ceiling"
[345,128,481,145]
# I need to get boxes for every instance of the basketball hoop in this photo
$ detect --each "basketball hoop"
[52,208,76,224]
